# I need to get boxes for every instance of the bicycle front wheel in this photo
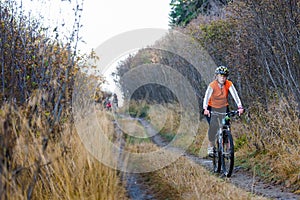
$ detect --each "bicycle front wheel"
[213,141,221,173]
[221,131,234,177]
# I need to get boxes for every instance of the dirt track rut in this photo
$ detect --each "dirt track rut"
[115,117,300,200]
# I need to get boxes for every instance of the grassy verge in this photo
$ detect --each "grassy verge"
[124,141,266,200]
[130,100,300,194]
[234,99,300,193]
[0,104,129,199]
[150,156,268,199]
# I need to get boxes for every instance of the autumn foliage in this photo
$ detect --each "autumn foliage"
[115,0,300,192]
[0,0,299,198]
[0,1,120,199]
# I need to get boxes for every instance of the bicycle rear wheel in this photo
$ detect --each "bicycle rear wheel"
[213,142,221,173]
[221,131,234,177]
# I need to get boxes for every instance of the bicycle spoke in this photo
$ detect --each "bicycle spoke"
[221,132,234,177]
[213,143,221,173]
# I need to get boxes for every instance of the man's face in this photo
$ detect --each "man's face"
[216,74,227,84]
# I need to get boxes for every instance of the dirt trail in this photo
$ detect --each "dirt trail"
[113,119,156,200]
[183,154,299,200]
[114,117,300,200]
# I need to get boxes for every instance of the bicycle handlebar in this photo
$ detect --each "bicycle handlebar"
[210,109,245,117]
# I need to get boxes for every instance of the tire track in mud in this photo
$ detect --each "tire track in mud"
[113,119,156,200]
[114,117,300,200]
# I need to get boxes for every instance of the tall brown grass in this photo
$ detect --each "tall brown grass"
[145,102,208,155]
[146,156,268,200]
[0,103,128,199]
[124,102,264,199]
[235,98,300,193]
[125,135,267,200]
[130,100,299,196]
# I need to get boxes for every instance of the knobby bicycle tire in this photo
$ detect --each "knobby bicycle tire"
[221,131,234,177]
[213,141,221,173]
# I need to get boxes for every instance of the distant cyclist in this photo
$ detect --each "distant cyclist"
[112,93,118,111]
[203,66,244,156]
[103,97,111,111]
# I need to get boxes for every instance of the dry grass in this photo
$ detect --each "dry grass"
[127,142,267,200]
[147,103,180,135]
[116,118,147,138]
[0,104,128,199]
[4,96,297,199]
[130,99,299,196]
[153,156,268,200]
[235,99,300,192]
[156,99,300,193]
[124,102,265,199]
[146,103,205,150]
[145,102,209,156]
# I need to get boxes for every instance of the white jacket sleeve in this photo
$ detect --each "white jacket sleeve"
[229,84,243,108]
[203,86,213,109]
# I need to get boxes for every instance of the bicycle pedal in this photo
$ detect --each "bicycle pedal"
[223,152,231,156]
[208,153,214,158]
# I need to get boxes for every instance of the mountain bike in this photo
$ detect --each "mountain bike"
[211,110,240,177]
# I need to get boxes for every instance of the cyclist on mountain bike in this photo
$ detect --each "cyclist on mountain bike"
[203,66,244,156]
[112,93,118,111]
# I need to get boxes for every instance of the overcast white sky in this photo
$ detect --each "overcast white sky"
[80,0,171,53]
[19,0,171,94]
[79,0,171,93]
[20,0,171,53]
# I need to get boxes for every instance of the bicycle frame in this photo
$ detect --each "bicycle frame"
[211,110,239,177]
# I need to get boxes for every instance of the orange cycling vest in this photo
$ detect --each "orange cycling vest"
[208,80,232,108]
